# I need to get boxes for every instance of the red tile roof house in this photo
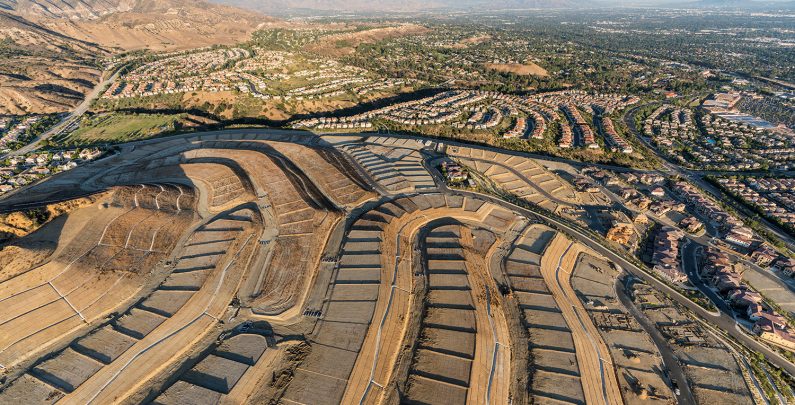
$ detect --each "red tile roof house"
[752,311,795,350]
[706,250,731,266]
[725,230,753,248]
[653,264,688,284]
[775,258,795,277]
[747,304,784,323]
[729,290,763,308]
[713,271,742,294]
[751,244,778,267]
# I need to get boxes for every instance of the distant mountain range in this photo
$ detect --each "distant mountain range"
[0,1,270,51]
[0,0,137,20]
[212,0,795,13]
[212,0,594,13]
[682,0,795,8]
[0,0,272,115]
[0,10,107,115]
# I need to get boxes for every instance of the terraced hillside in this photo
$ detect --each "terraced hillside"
[0,130,753,405]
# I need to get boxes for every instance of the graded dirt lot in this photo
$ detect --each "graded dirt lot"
[0,130,376,404]
[447,145,579,212]
[0,129,760,405]
[278,193,518,405]
[571,254,672,403]
[537,234,623,405]
[632,283,754,404]
[400,223,510,405]
[484,62,549,77]
[0,185,195,372]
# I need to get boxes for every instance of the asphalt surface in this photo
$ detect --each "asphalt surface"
[622,104,795,252]
[10,70,120,156]
[444,187,795,378]
[681,238,735,315]
[616,275,696,405]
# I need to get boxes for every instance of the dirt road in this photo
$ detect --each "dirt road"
[539,234,623,405]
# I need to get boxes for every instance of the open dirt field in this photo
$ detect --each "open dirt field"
[632,282,754,404]
[399,223,510,405]
[276,193,519,405]
[332,136,438,193]
[537,234,623,405]
[0,131,372,403]
[484,62,549,77]
[571,254,672,403]
[0,185,195,372]
[0,130,751,405]
[503,224,587,404]
[447,145,579,212]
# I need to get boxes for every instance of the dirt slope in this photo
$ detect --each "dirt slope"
[7,0,273,51]
[0,11,106,114]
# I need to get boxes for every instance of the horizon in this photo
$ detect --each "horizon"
[209,0,795,14]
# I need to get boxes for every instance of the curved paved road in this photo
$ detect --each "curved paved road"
[622,105,795,252]
[442,187,795,378]
[10,70,120,157]
[615,275,696,405]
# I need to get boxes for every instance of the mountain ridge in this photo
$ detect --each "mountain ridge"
[0,0,273,115]
[212,0,795,13]
[211,0,593,14]
[0,0,272,51]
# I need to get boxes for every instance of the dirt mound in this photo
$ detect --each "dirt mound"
[35,0,272,51]
[0,195,98,243]
[0,11,106,114]
[0,241,55,281]
[484,62,549,77]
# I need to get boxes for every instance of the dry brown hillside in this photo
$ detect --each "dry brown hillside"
[0,11,106,114]
[6,0,272,51]
[0,0,139,20]
[0,0,271,114]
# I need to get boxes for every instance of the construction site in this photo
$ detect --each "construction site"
[0,129,765,404]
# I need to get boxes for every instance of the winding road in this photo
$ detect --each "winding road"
[9,69,120,157]
[442,187,795,378]
[615,275,696,405]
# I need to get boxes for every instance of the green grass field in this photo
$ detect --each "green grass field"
[68,113,187,143]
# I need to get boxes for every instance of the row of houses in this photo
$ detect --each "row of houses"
[105,47,394,102]
[673,181,756,248]
[126,48,250,82]
[458,106,504,130]
[601,117,633,153]
[502,116,528,139]
[353,79,407,96]
[0,116,43,151]
[651,227,687,283]
[704,248,795,350]
[561,103,598,149]
[0,149,103,196]
[528,90,639,115]
[718,177,795,229]
[287,77,369,97]
[559,121,573,149]
[293,90,636,153]
[646,102,794,171]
